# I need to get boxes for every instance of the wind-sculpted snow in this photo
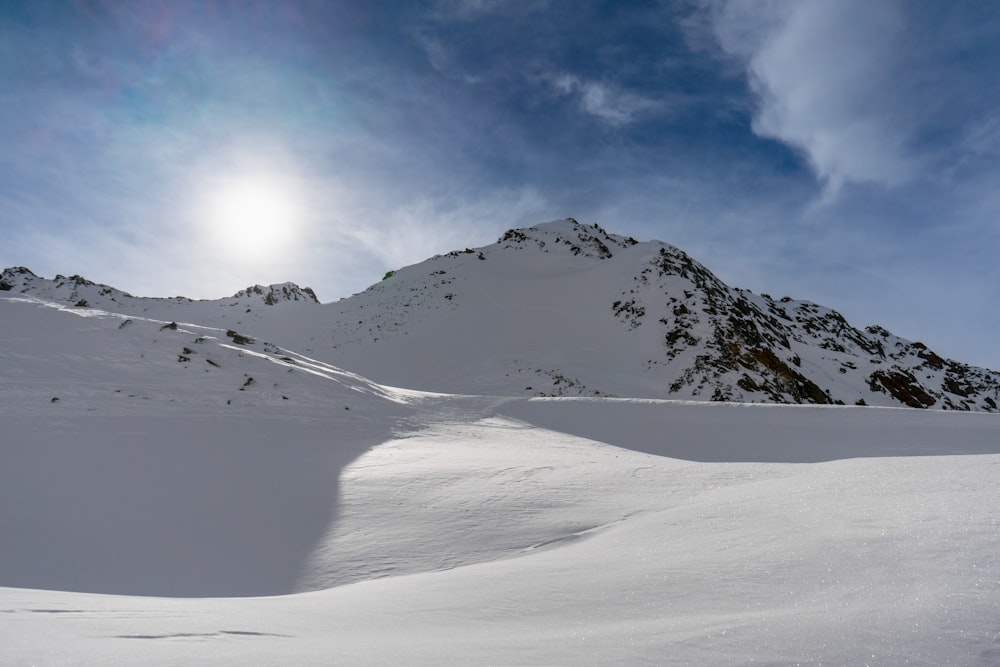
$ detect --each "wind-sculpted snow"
[4,394,1000,664]
[0,295,417,596]
[501,397,1000,462]
[3,284,1000,664]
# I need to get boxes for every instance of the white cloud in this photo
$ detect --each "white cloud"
[547,73,659,126]
[710,0,917,199]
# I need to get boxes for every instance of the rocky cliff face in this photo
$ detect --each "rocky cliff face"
[600,233,999,411]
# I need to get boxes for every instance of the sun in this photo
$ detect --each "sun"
[202,174,305,262]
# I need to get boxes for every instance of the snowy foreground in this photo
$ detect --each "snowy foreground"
[3,295,1000,665]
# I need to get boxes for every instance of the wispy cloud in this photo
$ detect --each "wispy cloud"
[707,0,1000,203]
[710,1,914,199]
[546,73,660,126]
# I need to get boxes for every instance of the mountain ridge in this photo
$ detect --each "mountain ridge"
[0,266,319,308]
[4,218,998,412]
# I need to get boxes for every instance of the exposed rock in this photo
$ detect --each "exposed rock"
[231,283,319,305]
[868,370,937,408]
[226,330,253,345]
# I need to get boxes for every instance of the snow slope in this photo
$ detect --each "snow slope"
[3,289,1000,664]
[0,295,419,597]
[4,408,1000,665]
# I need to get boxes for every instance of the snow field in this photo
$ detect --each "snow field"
[3,284,1000,664]
[4,411,999,664]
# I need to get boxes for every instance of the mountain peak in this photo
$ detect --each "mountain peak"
[310,220,1000,412]
[0,266,136,305]
[0,266,37,291]
[229,283,319,305]
[497,217,639,260]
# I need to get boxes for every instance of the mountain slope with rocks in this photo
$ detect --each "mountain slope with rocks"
[5,221,1000,665]
[310,218,1000,411]
[4,218,998,411]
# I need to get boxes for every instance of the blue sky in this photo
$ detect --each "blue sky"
[2,1,999,370]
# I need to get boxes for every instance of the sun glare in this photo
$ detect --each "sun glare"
[203,174,305,262]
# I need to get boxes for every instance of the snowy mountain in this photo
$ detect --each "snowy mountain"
[4,233,1000,664]
[5,218,998,412]
[0,265,318,310]
[334,218,999,410]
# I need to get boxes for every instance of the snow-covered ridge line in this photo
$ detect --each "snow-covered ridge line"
[0,293,419,417]
[324,218,1000,412]
[4,217,999,411]
[0,265,319,307]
